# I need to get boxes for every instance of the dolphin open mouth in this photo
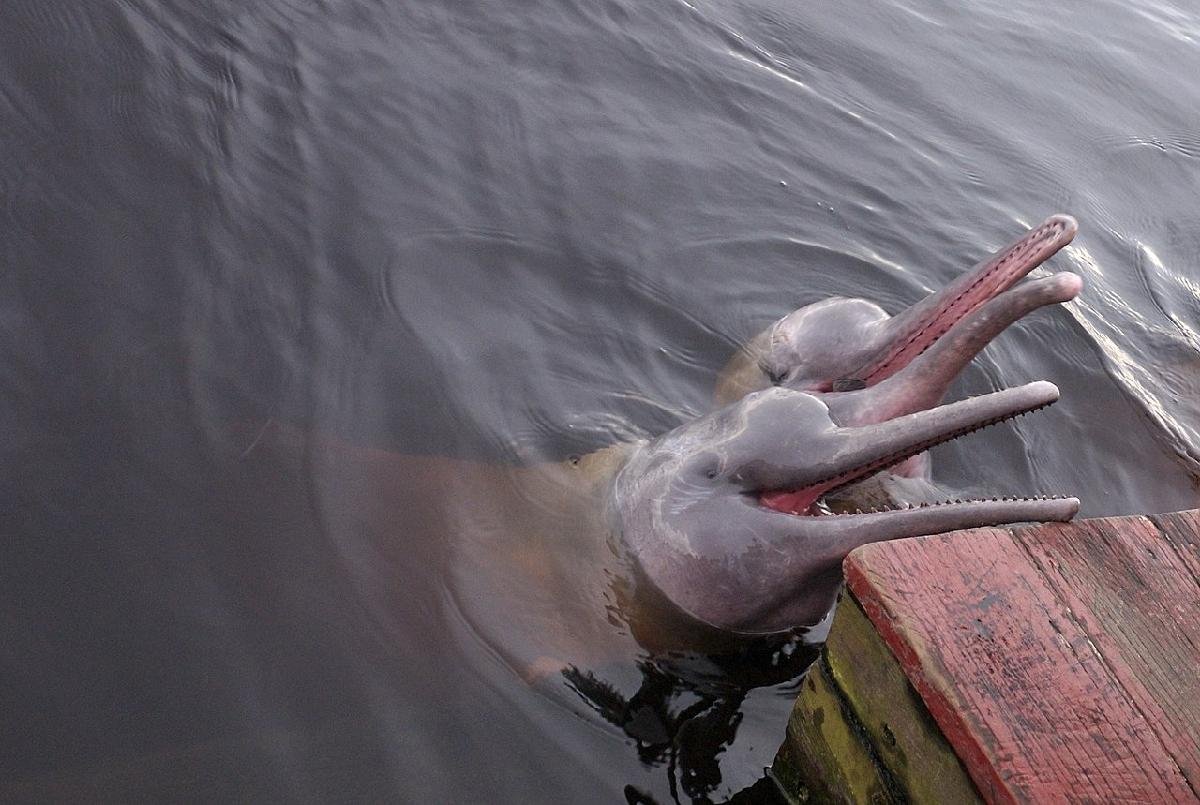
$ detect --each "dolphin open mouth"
[759,381,1077,524]
[845,215,1078,389]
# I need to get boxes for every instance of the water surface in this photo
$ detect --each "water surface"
[5,0,1200,801]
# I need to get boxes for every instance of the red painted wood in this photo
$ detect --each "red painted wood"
[845,523,1196,803]
[1015,516,1200,790]
[1151,509,1200,591]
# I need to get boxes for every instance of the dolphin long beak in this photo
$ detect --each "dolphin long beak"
[851,214,1078,387]
[814,494,1080,554]
[760,381,1076,525]
[830,271,1083,425]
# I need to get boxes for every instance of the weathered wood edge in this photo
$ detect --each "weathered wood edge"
[843,531,1017,803]
[823,593,981,803]
[843,513,1200,803]
[772,594,980,803]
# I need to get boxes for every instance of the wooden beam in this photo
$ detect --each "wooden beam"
[775,511,1200,803]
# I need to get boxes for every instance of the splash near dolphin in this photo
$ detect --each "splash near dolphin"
[614,215,1082,635]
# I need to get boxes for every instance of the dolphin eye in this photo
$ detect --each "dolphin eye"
[696,459,720,480]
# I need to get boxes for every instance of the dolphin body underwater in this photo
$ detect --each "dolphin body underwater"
[242,215,1084,683]
[203,215,1084,799]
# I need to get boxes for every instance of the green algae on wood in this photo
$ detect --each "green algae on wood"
[773,593,979,804]
[824,595,980,803]
[773,649,897,804]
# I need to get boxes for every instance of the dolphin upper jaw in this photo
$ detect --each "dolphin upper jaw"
[850,214,1078,387]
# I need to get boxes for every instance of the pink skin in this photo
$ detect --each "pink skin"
[760,216,1081,515]
[860,216,1078,386]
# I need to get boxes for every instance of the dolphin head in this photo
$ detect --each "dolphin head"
[716,215,1081,404]
[613,380,1078,635]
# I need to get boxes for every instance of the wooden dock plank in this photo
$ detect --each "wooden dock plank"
[1014,516,1200,791]
[1151,509,1200,592]
[844,526,1195,803]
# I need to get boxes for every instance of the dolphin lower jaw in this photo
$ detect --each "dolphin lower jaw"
[727,492,1080,635]
[802,495,1079,532]
[849,214,1078,388]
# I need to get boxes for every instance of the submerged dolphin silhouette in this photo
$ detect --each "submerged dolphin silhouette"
[614,215,1082,634]
[237,216,1084,676]
[35,217,1085,800]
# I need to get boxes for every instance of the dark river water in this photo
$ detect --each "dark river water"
[5,0,1200,801]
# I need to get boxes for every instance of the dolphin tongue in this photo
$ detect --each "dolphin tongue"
[760,485,823,516]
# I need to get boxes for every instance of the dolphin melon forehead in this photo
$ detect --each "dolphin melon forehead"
[766,298,890,388]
